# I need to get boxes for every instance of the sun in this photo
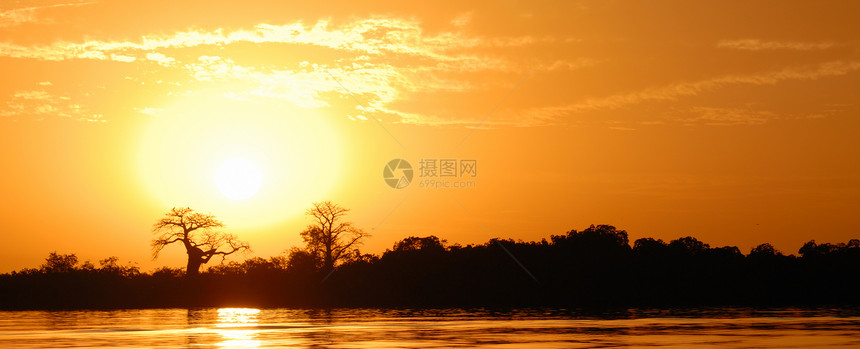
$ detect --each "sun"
[137,93,342,229]
[215,158,263,200]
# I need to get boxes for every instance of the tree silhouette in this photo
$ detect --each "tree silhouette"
[5,226,860,310]
[41,252,79,273]
[152,207,250,276]
[391,236,446,253]
[633,237,668,257]
[285,247,319,274]
[300,201,369,273]
[750,243,781,257]
[669,236,710,255]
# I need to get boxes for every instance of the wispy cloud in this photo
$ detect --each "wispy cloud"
[136,107,163,116]
[184,55,404,111]
[2,88,103,122]
[521,60,860,125]
[677,107,777,126]
[717,39,836,51]
[451,12,473,27]
[110,54,136,62]
[0,14,600,124]
[0,18,548,66]
[0,1,94,28]
[145,52,175,67]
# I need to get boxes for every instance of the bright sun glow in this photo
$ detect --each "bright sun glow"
[216,158,263,200]
[137,92,342,229]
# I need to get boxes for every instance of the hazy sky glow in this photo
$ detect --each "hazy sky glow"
[1,0,859,271]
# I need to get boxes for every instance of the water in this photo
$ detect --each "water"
[1,308,859,348]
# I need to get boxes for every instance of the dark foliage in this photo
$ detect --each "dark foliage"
[2,226,859,310]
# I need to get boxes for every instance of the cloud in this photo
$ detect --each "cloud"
[145,52,176,66]
[2,88,103,122]
[534,58,598,72]
[0,18,553,69]
[110,54,136,62]
[181,56,578,127]
[12,90,52,100]
[136,107,163,116]
[717,39,836,51]
[451,12,473,27]
[677,107,777,126]
[184,56,404,110]
[0,16,581,125]
[0,7,38,28]
[525,60,860,121]
[0,1,94,28]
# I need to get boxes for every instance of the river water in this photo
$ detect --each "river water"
[1,308,859,348]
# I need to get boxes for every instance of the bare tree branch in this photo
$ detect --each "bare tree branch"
[299,201,369,273]
[151,207,249,276]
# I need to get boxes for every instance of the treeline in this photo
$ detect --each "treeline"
[1,225,859,310]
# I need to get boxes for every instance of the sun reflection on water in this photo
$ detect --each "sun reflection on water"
[216,308,261,348]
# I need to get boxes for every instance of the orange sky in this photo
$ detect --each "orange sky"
[1,0,859,272]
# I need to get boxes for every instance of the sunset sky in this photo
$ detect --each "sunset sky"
[1,0,858,272]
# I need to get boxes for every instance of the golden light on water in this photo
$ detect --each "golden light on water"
[216,308,261,348]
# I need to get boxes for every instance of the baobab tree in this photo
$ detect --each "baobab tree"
[152,207,250,276]
[300,201,369,273]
